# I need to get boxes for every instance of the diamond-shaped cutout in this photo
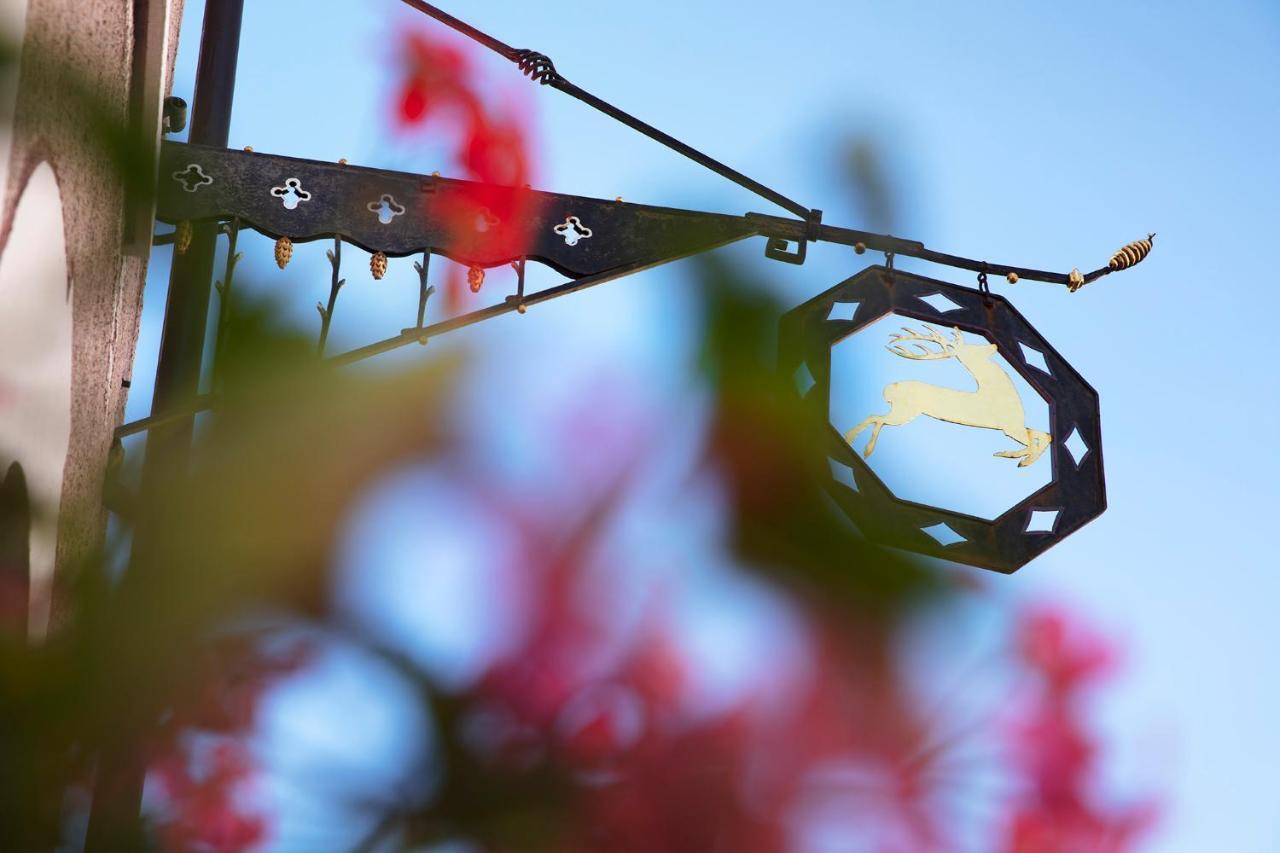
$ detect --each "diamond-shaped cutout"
[917,292,962,313]
[921,522,965,547]
[1018,342,1051,374]
[1063,427,1089,467]
[1026,509,1059,534]
[794,362,816,396]
[828,457,857,492]
[826,301,859,322]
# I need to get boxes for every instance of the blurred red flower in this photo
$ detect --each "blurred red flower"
[153,743,266,853]
[146,636,309,852]
[999,607,1156,853]
[396,30,542,312]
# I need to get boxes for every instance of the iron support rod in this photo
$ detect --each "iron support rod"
[115,254,713,440]
[397,0,520,59]
[392,1,1129,281]
[744,213,1114,286]
[395,0,811,218]
[330,256,691,366]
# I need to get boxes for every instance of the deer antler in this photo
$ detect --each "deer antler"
[886,324,962,360]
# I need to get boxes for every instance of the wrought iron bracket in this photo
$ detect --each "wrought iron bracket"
[157,142,1132,290]
[157,142,761,278]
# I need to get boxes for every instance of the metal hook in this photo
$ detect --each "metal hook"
[978,262,992,307]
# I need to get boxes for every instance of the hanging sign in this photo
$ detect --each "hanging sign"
[779,266,1105,573]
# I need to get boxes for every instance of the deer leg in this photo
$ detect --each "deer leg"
[1019,429,1051,467]
[860,402,922,458]
[844,416,877,446]
[863,420,888,458]
[994,427,1031,462]
[994,428,1051,467]
[845,415,887,458]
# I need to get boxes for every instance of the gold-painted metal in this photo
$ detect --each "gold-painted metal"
[174,220,192,255]
[274,236,292,269]
[468,266,485,292]
[1109,233,1155,271]
[1006,271,1018,284]
[844,324,1051,467]
[371,250,388,280]
[854,241,867,255]
[1067,268,1085,292]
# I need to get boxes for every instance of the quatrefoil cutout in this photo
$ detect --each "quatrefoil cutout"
[475,208,500,233]
[554,216,593,246]
[270,178,312,210]
[367,194,406,224]
[173,163,213,193]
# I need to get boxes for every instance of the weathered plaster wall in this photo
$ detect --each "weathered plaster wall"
[0,161,71,634]
[0,0,183,633]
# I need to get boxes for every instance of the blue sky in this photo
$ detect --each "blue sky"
[135,1,1280,849]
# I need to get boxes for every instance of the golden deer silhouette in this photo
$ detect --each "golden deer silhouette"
[844,325,1051,467]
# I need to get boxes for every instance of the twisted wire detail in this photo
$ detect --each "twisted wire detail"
[514,49,562,85]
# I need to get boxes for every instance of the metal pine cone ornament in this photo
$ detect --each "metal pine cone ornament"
[1068,268,1085,292]
[468,266,485,293]
[274,236,292,269]
[1109,233,1155,270]
[174,220,192,255]
[371,251,388,280]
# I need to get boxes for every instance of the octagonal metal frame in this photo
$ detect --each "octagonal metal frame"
[779,265,1106,573]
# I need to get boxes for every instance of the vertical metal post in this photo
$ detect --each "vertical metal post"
[84,2,244,848]
[146,0,244,456]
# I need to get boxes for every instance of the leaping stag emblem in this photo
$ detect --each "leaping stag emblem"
[845,324,1051,467]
